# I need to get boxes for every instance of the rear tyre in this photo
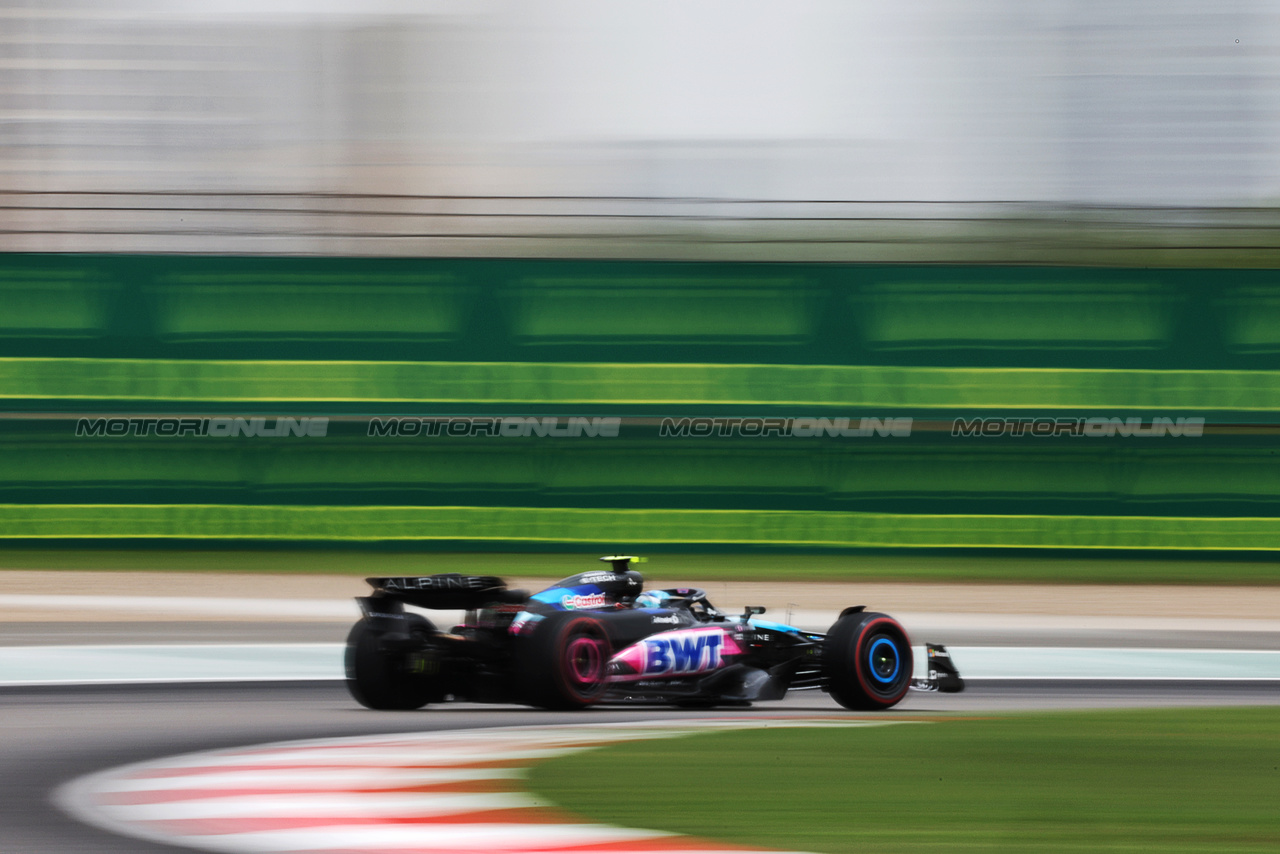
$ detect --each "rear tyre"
[519,611,611,710]
[345,614,439,711]
[822,612,913,710]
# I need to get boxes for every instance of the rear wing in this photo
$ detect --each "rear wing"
[364,574,521,610]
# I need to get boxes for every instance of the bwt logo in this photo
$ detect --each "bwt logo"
[644,632,725,675]
[76,417,328,438]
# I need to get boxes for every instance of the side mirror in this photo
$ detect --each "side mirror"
[740,605,766,621]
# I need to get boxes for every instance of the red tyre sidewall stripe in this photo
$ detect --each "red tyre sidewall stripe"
[852,617,912,705]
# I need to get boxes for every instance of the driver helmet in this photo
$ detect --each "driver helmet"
[635,590,671,610]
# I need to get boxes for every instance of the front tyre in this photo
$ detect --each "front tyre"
[345,614,439,711]
[822,612,913,710]
[519,611,611,710]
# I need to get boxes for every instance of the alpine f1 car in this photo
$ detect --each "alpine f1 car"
[345,556,963,712]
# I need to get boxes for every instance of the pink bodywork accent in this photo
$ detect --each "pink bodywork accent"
[612,640,649,675]
[607,626,743,683]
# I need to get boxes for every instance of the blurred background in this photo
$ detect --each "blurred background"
[2,0,1280,556]
[4,0,1280,207]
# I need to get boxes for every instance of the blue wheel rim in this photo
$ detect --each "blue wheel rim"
[867,636,901,684]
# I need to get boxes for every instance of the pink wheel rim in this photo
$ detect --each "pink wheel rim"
[565,636,604,687]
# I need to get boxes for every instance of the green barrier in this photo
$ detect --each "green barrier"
[155,276,467,342]
[5,357,1280,411]
[854,280,1174,350]
[4,504,1280,550]
[2,254,1280,372]
[0,264,118,337]
[4,440,1280,515]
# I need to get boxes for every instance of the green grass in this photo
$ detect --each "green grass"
[526,709,1280,854]
[0,548,1276,585]
[7,357,1280,411]
[9,505,1280,556]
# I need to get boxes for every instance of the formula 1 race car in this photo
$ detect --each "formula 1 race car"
[345,556,963,711]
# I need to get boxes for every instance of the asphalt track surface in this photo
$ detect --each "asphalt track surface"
[3,680,1278,854]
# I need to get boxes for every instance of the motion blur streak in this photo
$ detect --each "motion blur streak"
[1,1,1275,209]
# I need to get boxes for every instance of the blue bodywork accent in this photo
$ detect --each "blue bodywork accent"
[530,584,605,610]
[748,618,804,635]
